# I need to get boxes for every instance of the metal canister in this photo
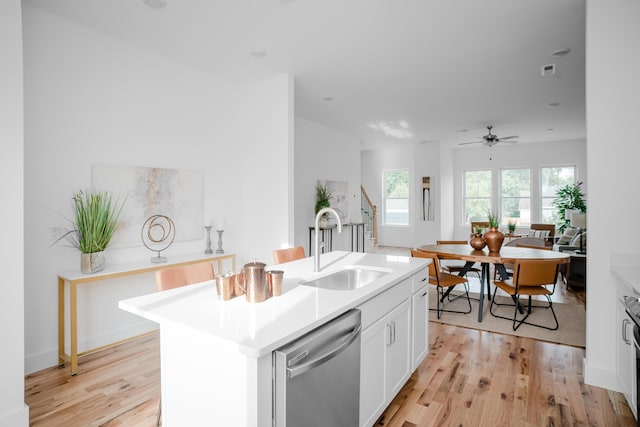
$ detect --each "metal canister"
[243,261,268,302]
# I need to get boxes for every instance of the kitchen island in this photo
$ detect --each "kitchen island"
[119,251,429,426]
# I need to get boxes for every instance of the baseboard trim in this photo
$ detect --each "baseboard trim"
[0,404,29,427]
[583,357,620,391]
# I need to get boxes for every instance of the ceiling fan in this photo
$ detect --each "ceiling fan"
[459,125,519,147]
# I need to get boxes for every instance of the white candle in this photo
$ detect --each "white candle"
[217,219,225,231]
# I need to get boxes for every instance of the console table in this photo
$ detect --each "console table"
[58,253,236,375]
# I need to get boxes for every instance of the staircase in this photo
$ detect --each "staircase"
[360,185,378,249]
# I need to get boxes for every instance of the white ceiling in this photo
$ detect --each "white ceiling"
[24,0,586,151]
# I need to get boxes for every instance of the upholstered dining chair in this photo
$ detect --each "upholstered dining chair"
[154,262,215,425]
[489,258,561,331]
[410,249,472,319]
[495,237,548,280]
[435,240,482,281]
[272,246,305,265]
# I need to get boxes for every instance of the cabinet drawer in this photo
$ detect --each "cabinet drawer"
[358,277,412,330]
[412,268,428,293]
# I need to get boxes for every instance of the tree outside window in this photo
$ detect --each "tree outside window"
[383,170,409,226]
[500,168,531,226]
[464,170,491,223]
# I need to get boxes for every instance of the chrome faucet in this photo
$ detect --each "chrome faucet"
[314,207,343,272]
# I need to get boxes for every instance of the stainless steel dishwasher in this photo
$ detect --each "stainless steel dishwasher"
[273,309,361,427]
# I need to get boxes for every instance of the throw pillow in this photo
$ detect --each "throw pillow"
[569,231,586,247]
[528,229,550,239]
[557,227,578,245]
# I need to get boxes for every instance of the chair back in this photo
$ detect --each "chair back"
[410,249,440,281]
[504,237,545,248]
[515,243,551,250]
[436,240,468,245]
[273,246,305,264]
[511,259,560,288]
[184,262,215,284]
[470,221,490,233]
[155,262,214,292]
[530,223,556,246]
[155,266,188,291]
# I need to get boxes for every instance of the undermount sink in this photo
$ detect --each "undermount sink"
[300,265,391,291]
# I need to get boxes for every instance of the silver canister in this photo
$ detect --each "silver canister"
[243,261,268,302]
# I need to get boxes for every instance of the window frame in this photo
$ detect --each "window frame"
[499,167,532,227]
[463,169,493,224]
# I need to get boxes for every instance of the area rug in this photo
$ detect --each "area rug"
[429,291,586,347]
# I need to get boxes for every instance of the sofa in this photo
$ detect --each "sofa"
[552,226,586,252]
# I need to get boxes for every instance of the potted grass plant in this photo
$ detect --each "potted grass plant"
[315,183,333,226]
[56,189,125,273]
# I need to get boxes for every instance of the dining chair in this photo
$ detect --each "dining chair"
[489,258,561,331]
[435,240,482,281]
[154,262,214,425]
[495,237,548,280]
[410,249,472,319]
[273,246,305,264]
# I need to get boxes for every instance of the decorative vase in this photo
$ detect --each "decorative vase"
[470,234,486,250]
[81,251,105,274]
[483,227,505,253]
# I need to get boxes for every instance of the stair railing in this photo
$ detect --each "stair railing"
[360,185,378,246]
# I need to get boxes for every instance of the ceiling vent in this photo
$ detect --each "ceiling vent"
[541,64,556,76]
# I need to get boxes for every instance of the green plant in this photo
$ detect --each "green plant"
[473,225,484,235]
[507,221,517,233]
[552,182,586,233]
[315,184,333,215]
[56,190,125,253]
[487,210,500,228]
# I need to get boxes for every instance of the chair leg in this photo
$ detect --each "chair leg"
[489,290,559,331]
[430,284,472,318]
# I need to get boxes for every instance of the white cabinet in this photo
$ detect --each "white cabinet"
[411,285,429,371]
[359,299,411,427]
[616,295,637,419]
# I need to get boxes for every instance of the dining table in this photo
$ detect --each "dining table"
[417,244,571,322]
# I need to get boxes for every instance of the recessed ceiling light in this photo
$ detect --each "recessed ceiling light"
[547,128,555,132]
[250,50,267,59]
[457,129,468,133]
[547,102,560,108]
[551,48,571,57]
[323,96,334,101]
[144,0,167,9]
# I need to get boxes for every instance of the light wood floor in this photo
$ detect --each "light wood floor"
[25,247,626,426]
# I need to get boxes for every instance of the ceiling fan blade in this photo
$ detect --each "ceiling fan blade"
[498,135,519,140]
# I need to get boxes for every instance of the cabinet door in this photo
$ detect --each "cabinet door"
[616,298,634,409]
[360,316,388,427]
[386,300,412,398]
[412,286,429,371]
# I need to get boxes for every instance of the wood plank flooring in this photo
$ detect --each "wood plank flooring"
[24,246,629,426]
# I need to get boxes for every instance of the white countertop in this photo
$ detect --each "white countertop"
[119,251,427,358]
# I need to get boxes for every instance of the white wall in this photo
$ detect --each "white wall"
[294,117,362,255]
[584,0,640,390]
[452,139,587,239]
[22,6,291,374]
[0,2,29,425]
[361,142,442,248]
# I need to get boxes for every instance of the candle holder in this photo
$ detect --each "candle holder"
[216,229,225,254]
[204,226,213,254]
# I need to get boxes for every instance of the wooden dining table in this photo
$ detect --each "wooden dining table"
[417,244,571,322]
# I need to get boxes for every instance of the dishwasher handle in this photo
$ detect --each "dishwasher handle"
[287,324,362,379]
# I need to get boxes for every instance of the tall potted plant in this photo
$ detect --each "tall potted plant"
[484,210,504,253]
[552,182,586,233]
[57,190,125,273]
[315,184,333,226]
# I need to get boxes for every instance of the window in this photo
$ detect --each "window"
[540,166,576,224]
[500,168,531,226]
[464,170,492,223]
[383,170,409,226]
